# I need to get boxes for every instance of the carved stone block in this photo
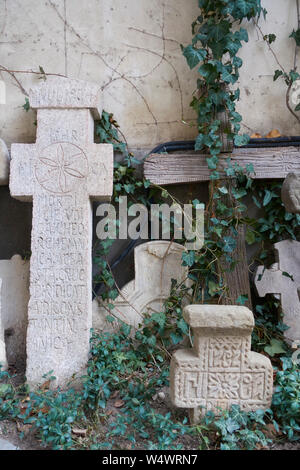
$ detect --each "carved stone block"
[170,305,273,422]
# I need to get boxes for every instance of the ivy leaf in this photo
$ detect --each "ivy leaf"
[195,133,204,151]
[264,34,276,44]
[234,28,248,43]
[245,229,256,245]
[263,190,273,206]
[290,29,300,46]
[208,280,219,296]
[182,45,207,69]
[23,98,30,112]
[222,68,238,84]
[273,70,283,81]
[223,236,236,253]
[198,63,218,82]
[234,134,250,147]
[290,70,300,83]
[264,339,286,357]
[232,187,247,199]
[282,271,294,281]
[182,251,195,267]
[218,186,228,194]
[151,312,166,329]
[226,417,241,434]
[170,332,183,345]
[206,156,218,169]
[236,294,249,305]
[232,56,243,68]
[177,318,189,335]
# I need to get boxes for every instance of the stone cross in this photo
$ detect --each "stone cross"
[0,280,8,371]
[170,304,273,423]
[255,239,300,348]
[93,241,190,331]
[9,77,113,388]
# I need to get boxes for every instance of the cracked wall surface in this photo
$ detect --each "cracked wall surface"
[0,1,299,150]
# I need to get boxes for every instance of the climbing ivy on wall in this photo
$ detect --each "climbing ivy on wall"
[182,0,266,173]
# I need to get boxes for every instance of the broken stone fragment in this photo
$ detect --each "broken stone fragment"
[281,172,300,214]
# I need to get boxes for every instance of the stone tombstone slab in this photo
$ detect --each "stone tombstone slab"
[0,255,29,367]
[93,241,190,330]
[170,305,273,423]
[254,240,300,347]
[0,139,10,186]
[0,280,8,370]
[281,173,300,214]
[9,77,113,388]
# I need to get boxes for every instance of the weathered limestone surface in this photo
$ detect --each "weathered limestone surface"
[281,173,300,214]
[9,77,113,388]
[255,240,300,347]
[29,77,101,117]
[170,305,273,422]
[0,139,10,185]
[0,280,8,371]
[0,1,298,148]
[0,255,29,367]
[93,241,190,330]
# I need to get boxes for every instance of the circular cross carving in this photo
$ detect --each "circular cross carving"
[35,142,88,194]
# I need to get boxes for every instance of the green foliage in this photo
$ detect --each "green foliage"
[196,405,272,450]
[184,1,263,164]
[0,369,82,449]
[272,357,300,440]
[264,33,276,44]
[23,98,30,112]
[250,182,300,246]
[290,29,300,47]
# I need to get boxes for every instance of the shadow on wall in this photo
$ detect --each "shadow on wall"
[0,186,32,259]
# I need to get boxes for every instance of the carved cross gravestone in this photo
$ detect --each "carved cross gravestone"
[93,241,190,331]
[170,304,273,423]
[255,239,300,347]
[9,77,113,388]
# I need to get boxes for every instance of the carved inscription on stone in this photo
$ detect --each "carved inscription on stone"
[170,305,273,422]
[9,77,113,388]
